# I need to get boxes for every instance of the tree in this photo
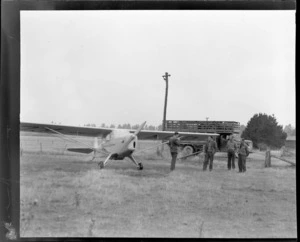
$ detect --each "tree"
[132,124,139,130]
[121,123,131,129]
[241,113,287,149]
[148,125,156,130]
[84,123,96,127]
[284,124,296,136]
[239,124,246,137]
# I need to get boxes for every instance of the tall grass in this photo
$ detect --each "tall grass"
[20,134,297,237]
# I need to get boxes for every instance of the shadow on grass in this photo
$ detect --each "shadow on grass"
[116,169,170,178]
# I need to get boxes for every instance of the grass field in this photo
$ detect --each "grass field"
[20,133,297,238]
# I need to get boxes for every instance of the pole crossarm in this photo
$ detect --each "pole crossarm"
[162,72,171,81]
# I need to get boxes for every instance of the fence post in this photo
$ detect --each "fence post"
[265,148,271,167]
[280,146,286,157]
[40,143,43,154]
[156,136,163,157]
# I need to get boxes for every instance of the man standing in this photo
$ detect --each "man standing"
[169,132,180,171]
[238,139,249,173]
[227,135,237,170]
[203,136,217,171]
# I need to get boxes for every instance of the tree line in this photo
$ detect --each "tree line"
[83,123,163,131]
[53,113,295,150]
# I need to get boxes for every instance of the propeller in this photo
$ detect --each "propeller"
[134,121,147,136]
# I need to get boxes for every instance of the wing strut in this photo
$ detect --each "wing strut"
[45,127,94,149]
[45,127,109,156]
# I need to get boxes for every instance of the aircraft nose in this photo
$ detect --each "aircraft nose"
[128,135,137,151]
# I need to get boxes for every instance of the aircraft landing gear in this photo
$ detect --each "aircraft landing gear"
[137,163,143,170]
[98,161,104,169]
[128,155,143,171]
[98,154,112,169]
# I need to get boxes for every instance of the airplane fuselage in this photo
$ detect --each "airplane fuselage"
[101,133,138,160]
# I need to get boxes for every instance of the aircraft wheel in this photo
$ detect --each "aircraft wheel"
[182,145,194,159]
[98,161,104,169]
[137,163,143,170]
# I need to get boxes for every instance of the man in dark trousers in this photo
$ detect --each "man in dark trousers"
[227,135,237,170]
[169,132,180,171]
[238,139,249,173]
[203,136,217,171]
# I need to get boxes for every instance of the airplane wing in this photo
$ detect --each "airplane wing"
[21,122,219,141]
[20,122,113,137]
[132,130,219,141]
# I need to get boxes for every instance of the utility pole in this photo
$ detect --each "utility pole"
[159,72,171,156]
[162,72,171,131]
[206,117,209,131]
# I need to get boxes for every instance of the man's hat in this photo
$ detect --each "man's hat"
[174,131,179,135]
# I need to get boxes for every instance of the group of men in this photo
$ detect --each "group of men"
[168,132,249,172]
[226,135,249,172]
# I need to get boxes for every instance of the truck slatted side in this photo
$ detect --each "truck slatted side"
[165,120,240,134]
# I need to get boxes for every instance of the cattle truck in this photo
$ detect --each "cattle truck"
[165,120,244,156]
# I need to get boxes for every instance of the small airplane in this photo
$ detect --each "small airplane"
[20,121,219,170]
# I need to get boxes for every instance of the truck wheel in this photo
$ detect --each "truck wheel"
[182,145,194,158]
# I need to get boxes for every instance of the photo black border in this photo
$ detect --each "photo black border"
[0,0,296,241]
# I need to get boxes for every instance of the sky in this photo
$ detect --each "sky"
[21,10,295,127]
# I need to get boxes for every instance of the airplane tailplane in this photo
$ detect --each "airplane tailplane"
[67,148,94,154]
